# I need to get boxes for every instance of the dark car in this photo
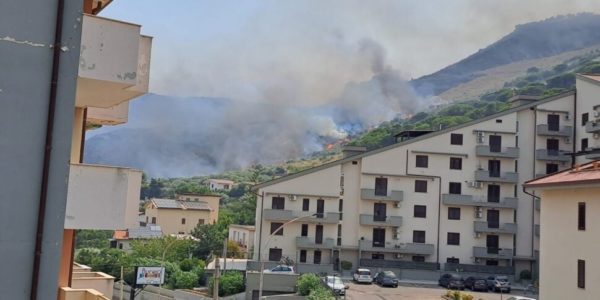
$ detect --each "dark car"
[486,275,511,293]
[438,274,465,290]
[464,276,488,292]
[374,271,399,287]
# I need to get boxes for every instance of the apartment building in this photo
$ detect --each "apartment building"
[0,1,152,298]
[524,161,600,299]
[145,194,220,235]
[229,224,256,255]
[253,75,600,278]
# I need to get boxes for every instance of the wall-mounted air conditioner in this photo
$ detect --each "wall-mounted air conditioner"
[468,181,482,188]
[394,202,401,208]
[395,253,404,259]
[564,137,571,144]
[475,207,483,219]
[290,195,297,201]
[475,233,481,239]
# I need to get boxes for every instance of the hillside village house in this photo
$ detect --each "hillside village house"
[253,74,600,278]
[209,178,235,191]
[525,161,600,299]
[228,225,256,257]
[110,225,163,252]
[145,194,220,235]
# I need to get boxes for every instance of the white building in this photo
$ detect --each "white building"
[229,225,256,256]
[252,74,600,277]
[209,179,235,191]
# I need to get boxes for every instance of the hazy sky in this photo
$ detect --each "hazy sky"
[102,1,600,105]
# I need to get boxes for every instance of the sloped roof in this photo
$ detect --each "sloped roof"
[128,226,163,239]
[209,179,235,184]
[150,198,212,211]
[525,161,600,188]
[253,90,575,190]
[577,73,600,86]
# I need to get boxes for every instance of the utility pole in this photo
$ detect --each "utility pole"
[213,256,220,300]
[129,267,137,300]
[120,266,124,300]
[223,238,228,271]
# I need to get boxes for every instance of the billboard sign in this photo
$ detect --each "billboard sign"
[135,266,165,285]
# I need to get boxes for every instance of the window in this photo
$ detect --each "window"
[446,257,459,264]
[145,216,148,223]
[449,157,462,170]
[416,155,429,168]
[413,230,425,243]
[271,197,285,210]
[486,260,499,266]
[582,138,589,151]
[449,182,461,195]
[151,217,156,224]
[299,250,307,263]
[270,222,284,235]
[582,113,589,126]
[337,224,342,246]
[414,205,427,218]
[372,253,384,260]
[447,232,460,245]
[450,133,463,145]
[181,218,186,225]
[314,250,322,264]
[339,199,344,220]
[548,114,560,131]
[578,259,586,289]
[415,180,428,193]
[448,207,461,220]
[118,243,123,250]
[489,135,502,152]
[496,119,503,123]
[546,163,559,174]
[375,178,388,196]
[578,202,586,231]
[352,161,358,165]
[302,198,309,211]
[301,224,308,237]
[268,248,282,261]
[198,219,205,225]
[412,256,425,262]
[488,185,500,203]
[488,160,501,177]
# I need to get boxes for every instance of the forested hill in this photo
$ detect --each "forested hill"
[411,13,600,96]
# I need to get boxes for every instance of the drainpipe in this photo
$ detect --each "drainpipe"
[30,0,65,298]
[572,91,577,167]
[405,150,442,267]
[531,108,537,263]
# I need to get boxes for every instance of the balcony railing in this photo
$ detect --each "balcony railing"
[358,240,434,255]
[585,120,600,133]
[442,194,518,209]
[76,15,152,109]
[65,164,141,230]
[361,188,403,203]
[359,214,402,227]
[474,170,519,183]
[475,145,519,158]
[444,263,514,275]
[296,237,335,249]
[474,221,517,234]
[535,149,571,162]
[536,124,572,137]
[361,259,439,271]
[262,210,340,224]
[473,247,513,260]
[59,287,110,300]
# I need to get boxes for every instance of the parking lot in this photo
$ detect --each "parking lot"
[344,282,536,300]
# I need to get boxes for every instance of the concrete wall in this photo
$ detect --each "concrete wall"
[71,272,115,299]
[0,0,83,298]
[245,272,299,300]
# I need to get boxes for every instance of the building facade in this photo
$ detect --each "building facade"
[209,178,235,191]
[144,194,220,235]
[253,75,600,278]
[525,161,600,299]
[229,224,256,256]
[0,1,152,298]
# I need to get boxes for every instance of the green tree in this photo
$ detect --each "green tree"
[297,273,322,296]
[130,236,195,262]
[75,230,112,249]
[192,222,227,259]
[209,271,245,297]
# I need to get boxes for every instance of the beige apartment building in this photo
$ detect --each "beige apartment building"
[144,194,220,235]
[525,161,600,300]
[253,75,600,278]
[229,224,256,256]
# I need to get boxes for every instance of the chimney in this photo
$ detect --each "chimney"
[342,145,367,158]
[508,94,540,108]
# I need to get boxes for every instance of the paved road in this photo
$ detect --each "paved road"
[344,282,536,300]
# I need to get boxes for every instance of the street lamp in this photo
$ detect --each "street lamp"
[158,238,179,299]
[258,213,319,299]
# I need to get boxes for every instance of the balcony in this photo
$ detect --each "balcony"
[474,170,518,183]
[76,15,152,109]
[87,102,129,126]
[59,287,110,300]
[585,120,600,133]
[361,188,403,203]
[296,237,335,249]
[535,224,540,237]
[358,240,434,255]
[71,271,114,300]
[474,221,517,235]
[442,194,518,209]
[473,247,513,260]
[475,145,519,159]
[359,214,402,227]
[65,164,142,230]
[535,149,571,162]
[536,124,572,137]
[262,210,340,224]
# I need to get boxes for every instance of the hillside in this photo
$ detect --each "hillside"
[411,13,600,96]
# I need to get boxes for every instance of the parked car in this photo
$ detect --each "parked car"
[374,271,399,287]
[353,268,373,284]
[324,276,349,295]
[464,276,488,291]
[486,275,511,293]
[438,274,465,290]
[264,265,295,274]
[506,297,536,300]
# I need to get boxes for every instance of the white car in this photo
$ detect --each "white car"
[263,265,295,274]
[353,268,373,284]
[324,276,348,295]
[506,297,536,300]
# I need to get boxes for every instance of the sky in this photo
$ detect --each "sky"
[101,0,600,106]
